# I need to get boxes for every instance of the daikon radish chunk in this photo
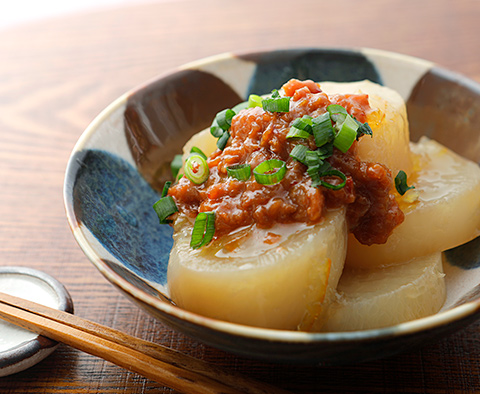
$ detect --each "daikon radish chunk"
[347,137,480,268]
[167,209,347,330]
[182,127,217,159]
[320,80,413,176]
[320,253,445,332]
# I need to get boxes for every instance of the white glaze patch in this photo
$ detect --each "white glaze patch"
[0,274,60,352]
[361,47,433,101]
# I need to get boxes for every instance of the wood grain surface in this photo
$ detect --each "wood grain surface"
[0,0,479,392]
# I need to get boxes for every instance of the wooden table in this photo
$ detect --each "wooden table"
[0,0,479,392]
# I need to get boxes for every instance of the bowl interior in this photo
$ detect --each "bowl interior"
[64,48,480,363]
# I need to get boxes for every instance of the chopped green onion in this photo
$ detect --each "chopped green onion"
[327,104,347,114]
[190,146,207,160]
[253,159,287,185]
[209,110,228,138]
[305,150,323,168]
[318,161,332,173]
[184,154,209,184]
[356,121,373,140]
[227,164,251,181]
[308,160,332,187]
[312,112,335,147]
[287,115,315,139]
[327,104,348,124]
[161,181,172,198]
[395,170,415,195]
[153,196,178,224]
[291,115,313,133]
[232,101,249,113]
[307,164,321,185]
[262,97,291,112]
[210,109,233,150]
[216,130,230,150]
[210,121,224,138]
[215,108,235,131]
[248,94,263,108]
[171,154,183,179]
[286,126,311,139]
[290,144,308,164]
[190,212,216,249]
[316,143,334,160]
[318,169,347,190]
[333,115,358,153]
[262,90,290,113]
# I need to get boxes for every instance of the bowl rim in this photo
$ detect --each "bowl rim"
[64,46,480,344]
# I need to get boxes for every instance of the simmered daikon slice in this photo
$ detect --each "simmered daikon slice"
[320,80,413,177]
[168,209,347,330]
[182,127,217,159]
[347,137,480,268]
[320,253,445,332]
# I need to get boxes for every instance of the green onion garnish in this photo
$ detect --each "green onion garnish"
[286,126,311,139]
[318,169,347,190]
[215,108,235,131]
[190,212,216,249]
[333,115,358,153]
[210,108,235,139]
[307,164,321,186]
[316,143,334,160]
[289,144,308,164]
[171,154,183,179]
[153,196,178,224]
[161,181,172,198]
[184,154,209,184]
[262,90,290,113]
[210,122,224,138]
[327,104,348,124]
[312,112,335,147]
[291,115,313,132]
[253,159,287,185]
[190,146,207,160]
[210,108,233,150]
[216,130,230,150]
[307,159,332,187]
[395,170,415,195]
[305,150,322,168]
[227,164,251,181]
[232,101,249,113]
[248,94,263,108]
[356,121,373,140]
[287,115,315,139]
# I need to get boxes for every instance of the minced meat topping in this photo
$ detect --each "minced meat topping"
[168,79,404,245]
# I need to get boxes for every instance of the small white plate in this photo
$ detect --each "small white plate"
[0,266,73,377]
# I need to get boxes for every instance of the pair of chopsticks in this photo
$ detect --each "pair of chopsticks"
[0,291,291,394]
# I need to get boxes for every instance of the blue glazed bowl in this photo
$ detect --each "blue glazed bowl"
[64,48,480,364]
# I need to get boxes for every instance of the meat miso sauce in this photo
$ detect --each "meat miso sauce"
[154,79,480,331]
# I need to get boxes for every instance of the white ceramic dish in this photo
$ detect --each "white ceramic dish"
[0,266,73,376]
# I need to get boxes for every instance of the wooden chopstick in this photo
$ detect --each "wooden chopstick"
[0,291,291,394]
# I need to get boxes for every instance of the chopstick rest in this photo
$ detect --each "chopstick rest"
[0,266,73,377]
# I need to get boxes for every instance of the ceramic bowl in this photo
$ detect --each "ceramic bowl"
[64,48,480,364]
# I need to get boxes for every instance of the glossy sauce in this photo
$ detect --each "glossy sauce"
[168,79,404,244]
